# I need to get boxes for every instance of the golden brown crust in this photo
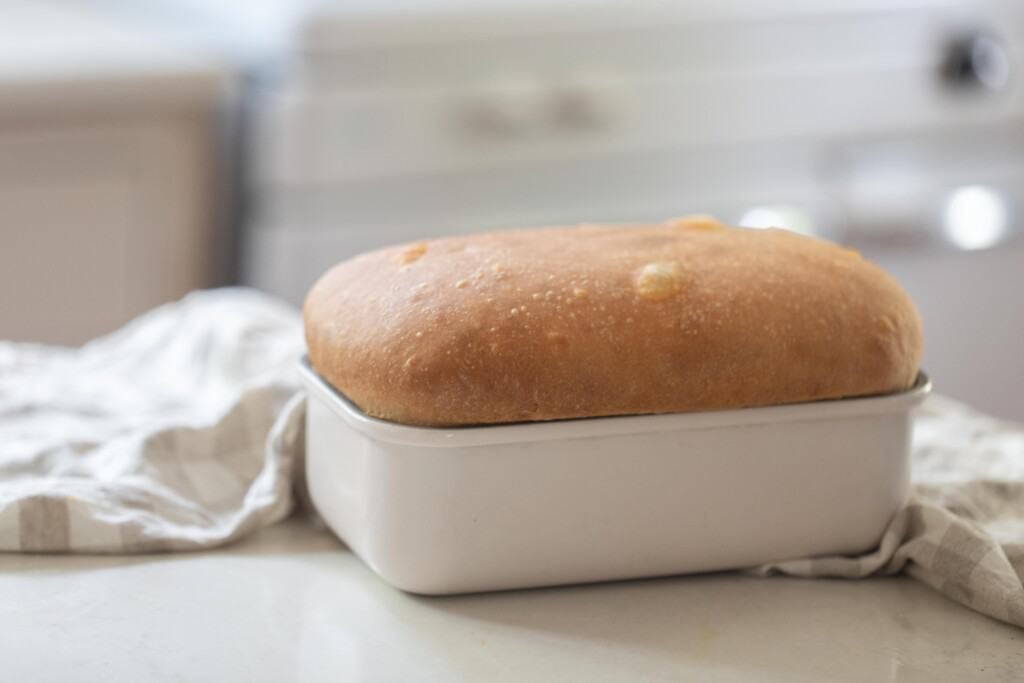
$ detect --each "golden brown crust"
[304,218,923,426]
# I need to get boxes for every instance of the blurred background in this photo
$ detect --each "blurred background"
[1,0,1021,419]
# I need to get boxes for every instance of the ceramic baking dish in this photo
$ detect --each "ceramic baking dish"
[301,357,930,595]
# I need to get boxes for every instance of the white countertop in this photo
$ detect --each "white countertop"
[2,518,1020,682]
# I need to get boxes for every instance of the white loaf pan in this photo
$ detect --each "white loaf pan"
[301,358,930,595]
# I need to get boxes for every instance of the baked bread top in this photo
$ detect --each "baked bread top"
[304,217,923,426]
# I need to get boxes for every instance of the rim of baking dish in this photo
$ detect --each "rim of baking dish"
[299,356,931,448]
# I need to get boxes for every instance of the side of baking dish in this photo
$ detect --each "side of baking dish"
[301,358,930,595]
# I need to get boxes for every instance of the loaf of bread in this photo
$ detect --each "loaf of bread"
[304,217,922,427]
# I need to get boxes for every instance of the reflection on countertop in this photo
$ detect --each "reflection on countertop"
[1,518,1020,682]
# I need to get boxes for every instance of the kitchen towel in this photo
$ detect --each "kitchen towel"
[757,396,1024,628]
[1,288,1022,628]
[0,288,305,552]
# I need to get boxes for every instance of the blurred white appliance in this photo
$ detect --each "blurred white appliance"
[247,0,1024,420]
[0,1,228,345]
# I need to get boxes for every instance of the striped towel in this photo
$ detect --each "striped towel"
[0,289,304,552]
[758,396,1024,628]
[0,288,1021,628]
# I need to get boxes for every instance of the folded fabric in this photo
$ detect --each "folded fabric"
[757,395,1024,627]
[0,288,304,552]
[1,288,1021,628]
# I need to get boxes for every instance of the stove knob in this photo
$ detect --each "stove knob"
[942,32,1011,91]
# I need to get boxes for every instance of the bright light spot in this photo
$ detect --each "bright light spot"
[943,185,1008,251]
[738,205,816,237]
